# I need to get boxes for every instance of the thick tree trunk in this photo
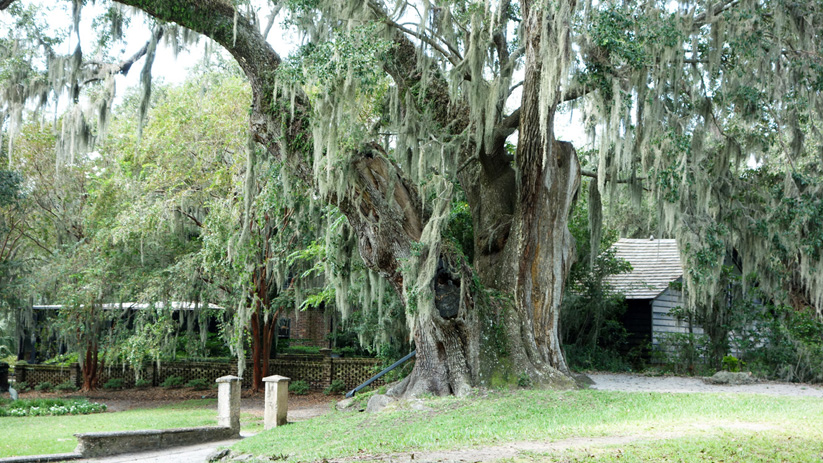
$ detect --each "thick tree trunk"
[508,0,581,379]
[114,0,580,397]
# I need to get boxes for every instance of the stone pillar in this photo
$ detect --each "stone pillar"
[263,375,289,429]
[0,362,8,393]
[216,375,241,431]
[14,364,25,385]
[70,363,81,388]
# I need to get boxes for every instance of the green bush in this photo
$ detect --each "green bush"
[721,355,742,372]
[288,380,310,395]
[185,378,209,390]
[161,376,184,389]
[337,346,357,357]
[564,344,633,373]
[34,381,53,392]
[323,379,346,395]
[654,333,712,376]
[0,398,106,417]
[42,353,79,366]
[55,381,79,392]
[745,305,823,383]
[135,378,152,388]
[14,381,29,392]
[103,378,125,390]
[280,345,320,355]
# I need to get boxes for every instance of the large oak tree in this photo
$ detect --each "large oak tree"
[3,0,823,396]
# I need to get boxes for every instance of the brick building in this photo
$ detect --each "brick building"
[277,305,330,348]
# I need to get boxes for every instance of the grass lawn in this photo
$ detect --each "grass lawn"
[0,399,262,458]
[232,389,823,462]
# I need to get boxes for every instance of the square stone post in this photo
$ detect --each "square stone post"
[263,375,289,429]
[216,375,241,431]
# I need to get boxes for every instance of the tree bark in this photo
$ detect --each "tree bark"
[81,341,98,391]
[508,0,581,379]
[249,303,277,393]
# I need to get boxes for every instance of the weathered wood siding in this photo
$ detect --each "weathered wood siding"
[651,287,704,347]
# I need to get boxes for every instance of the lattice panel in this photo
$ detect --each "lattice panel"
[96,366,140,387]
[155,362,236,386]
[270,360,326,389]
[17,365,76,387]
[332,359,382,390]
[18,357,383,391]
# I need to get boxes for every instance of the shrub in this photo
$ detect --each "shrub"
[185,378,209,390]
[34,381,53,392]
[337,346,357,357]
[135,378,152,388]
[281,345,319,355]
[14,381,29,392]
[288,380,310,395]
[0,398,106,417]
[655,332,712,376]
[103,378,125,390]
[55,381,79,392]
[42,353,79,366]
[564,344,633,373]
[323,379,346,395]
[721,355,742,372]
[161,376,184,389]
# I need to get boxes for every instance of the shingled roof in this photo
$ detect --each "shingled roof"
[604,238,683,299]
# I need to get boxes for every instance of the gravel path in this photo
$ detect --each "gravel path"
[588,372,823,398]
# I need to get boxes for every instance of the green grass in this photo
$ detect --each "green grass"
[232,389,823,461]
[508,432,823,462]
[0,399,260,458]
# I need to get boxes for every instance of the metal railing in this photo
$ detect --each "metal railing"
[345,350,416,398]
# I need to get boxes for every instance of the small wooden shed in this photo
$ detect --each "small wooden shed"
[604,238,704,350]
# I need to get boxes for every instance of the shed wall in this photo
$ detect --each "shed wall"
[651,287,704,347]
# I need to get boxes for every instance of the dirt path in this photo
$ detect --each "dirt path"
[588,372,823,398]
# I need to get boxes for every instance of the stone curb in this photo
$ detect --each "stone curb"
[0,453,82,463]
[74,426,239,458]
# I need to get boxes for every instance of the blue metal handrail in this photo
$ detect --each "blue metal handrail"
[345,350,416,398]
